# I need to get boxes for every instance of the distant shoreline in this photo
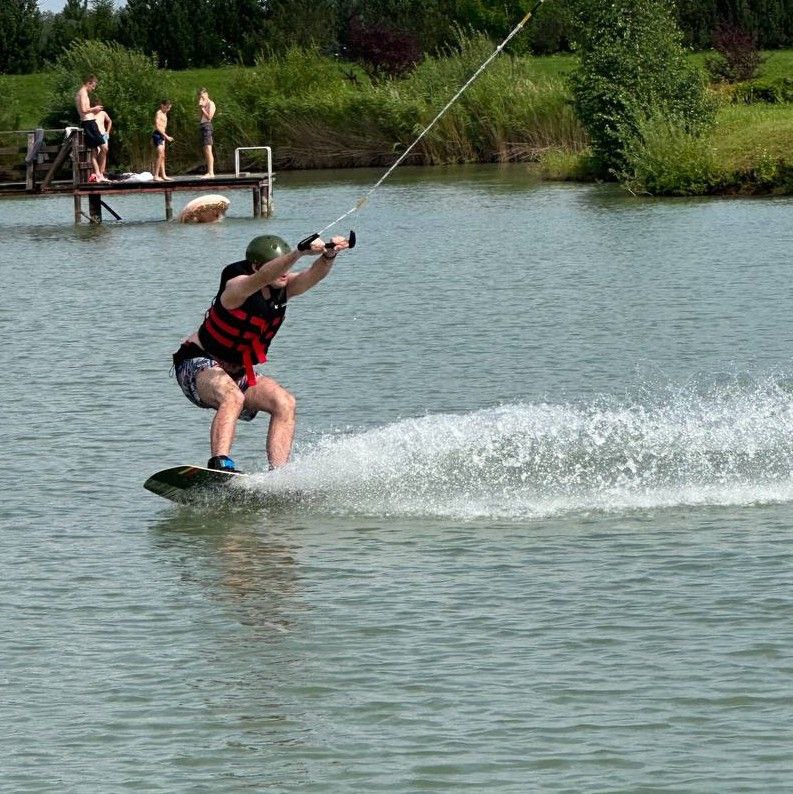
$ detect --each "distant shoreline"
[4,50,793,196]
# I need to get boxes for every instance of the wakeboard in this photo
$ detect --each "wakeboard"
[144,464,247,504]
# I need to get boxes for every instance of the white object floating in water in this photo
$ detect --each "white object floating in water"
[179,194,230,223]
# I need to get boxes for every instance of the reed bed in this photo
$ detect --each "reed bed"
[227,39,586,171]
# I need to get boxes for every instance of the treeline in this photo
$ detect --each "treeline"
[3,0,793,75]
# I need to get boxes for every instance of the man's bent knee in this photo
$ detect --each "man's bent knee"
[273,389,297,419]
[218,386,245,413]
[245,382,296,418]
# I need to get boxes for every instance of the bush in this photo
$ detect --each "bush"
[45,40,175,170]
[732,77,793,104]
[344,15,422,78]
[621,115,726,195]
[706,23,763,83]
[570,0,715,178]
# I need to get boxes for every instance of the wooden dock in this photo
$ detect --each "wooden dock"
[0,128,274,223]
[70,173,273,223]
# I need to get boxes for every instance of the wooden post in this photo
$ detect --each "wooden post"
[253,186,261,217]
[165,190,173,220]
[71,134,81,186]
[73,130,90,184]
[26,132,35,191]
[88,194,102,223]
[265,182,273,216]
[74,194,82,224]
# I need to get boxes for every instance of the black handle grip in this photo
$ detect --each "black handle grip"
[299,230,356,251]
[297,232,319,251]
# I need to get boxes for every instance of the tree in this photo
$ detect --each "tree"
[86,0,119,42]
[261,0,339,53]
[49,0,90,55]
[117,0,150,56]
[211,0,268,64]
[0,0,42,74]
[570,0,714,177]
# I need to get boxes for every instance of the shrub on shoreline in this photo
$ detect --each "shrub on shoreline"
[571,0,715,178]
[621,115,726,196]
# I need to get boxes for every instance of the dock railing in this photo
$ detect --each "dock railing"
[0,127,81,193]
[234,146,272,179]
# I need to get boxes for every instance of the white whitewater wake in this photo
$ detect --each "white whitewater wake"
[246,377,793,520]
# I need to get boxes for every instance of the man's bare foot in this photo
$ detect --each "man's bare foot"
[153,176,163,181]
[163,176,173,181]
[200,173,215,178]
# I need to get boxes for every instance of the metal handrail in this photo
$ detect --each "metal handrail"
[234,146,272,179]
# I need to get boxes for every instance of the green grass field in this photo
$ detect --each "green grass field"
[712,103,793,169]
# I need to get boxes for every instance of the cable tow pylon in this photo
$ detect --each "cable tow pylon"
[309,0,546,239]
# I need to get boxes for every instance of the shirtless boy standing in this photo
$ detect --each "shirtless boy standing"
[198,89,216,178]
[152,100,174,181]
[75,75,107,182]
[94,107,112,176]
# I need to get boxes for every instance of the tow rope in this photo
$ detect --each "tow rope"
[300,0,546,244]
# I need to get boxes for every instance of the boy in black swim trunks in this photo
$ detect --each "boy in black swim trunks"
[152,99,174,181]
[74,75,107,183]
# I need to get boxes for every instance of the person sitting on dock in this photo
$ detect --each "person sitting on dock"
[152,100,174,181]
[74,75,107,183]
[172,232,353,472]
[198,88,216,178]
[95,107,112,177]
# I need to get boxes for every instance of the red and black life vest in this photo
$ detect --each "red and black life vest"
[197,260,287,385]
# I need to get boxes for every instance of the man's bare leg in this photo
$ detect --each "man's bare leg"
[243,376,296,468]
[154,146,165,179]
[196,368,244,457]
[91,148,103,180]
[203,144,214,177]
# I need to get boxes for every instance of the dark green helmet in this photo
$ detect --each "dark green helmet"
[245,234,290,264]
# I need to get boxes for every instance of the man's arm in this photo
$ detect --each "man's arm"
[220,240,325,310]
[286,236,351,298]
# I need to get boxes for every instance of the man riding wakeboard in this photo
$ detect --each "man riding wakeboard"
[173,232,353,472]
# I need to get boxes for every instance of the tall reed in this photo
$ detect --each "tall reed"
[228,37,587,170]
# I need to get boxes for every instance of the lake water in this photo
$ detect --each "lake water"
[2,166,793,791]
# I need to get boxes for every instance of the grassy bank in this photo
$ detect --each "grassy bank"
[4,48,793,195]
